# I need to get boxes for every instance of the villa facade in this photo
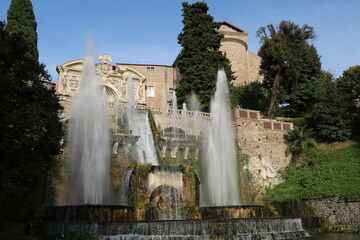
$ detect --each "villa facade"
[55,22,261,109]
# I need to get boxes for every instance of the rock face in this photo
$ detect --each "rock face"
[233,108,293,204]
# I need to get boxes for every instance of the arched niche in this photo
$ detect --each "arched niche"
[56,55,147,105]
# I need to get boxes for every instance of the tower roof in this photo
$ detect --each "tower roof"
[220,21,248,34]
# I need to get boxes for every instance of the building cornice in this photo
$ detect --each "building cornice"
[221,37,248,50]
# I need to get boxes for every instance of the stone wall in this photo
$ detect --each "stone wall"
[280,197,360,225]
[234,108,293,204]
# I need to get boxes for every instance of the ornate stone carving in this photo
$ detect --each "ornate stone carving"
[56,55,148,107]
[61,71,68,91]
[97,53,113,74]
[98,53,112,64]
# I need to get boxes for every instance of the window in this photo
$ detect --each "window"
[169,88,174,93]
[146,66,155,73]
[147,86,155,97]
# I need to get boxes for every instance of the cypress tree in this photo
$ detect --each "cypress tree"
[176,2,234,111]
[0,0,64,222]
[6,0,39,68]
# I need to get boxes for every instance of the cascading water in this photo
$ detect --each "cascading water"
[119,167,134,205]
[202,69,241,206]
[148,167,183,220]
[126,75,159,165]
[129,109,159,165]
[68,38,110,204]
[46,218,309,239]
[171,91,178,139]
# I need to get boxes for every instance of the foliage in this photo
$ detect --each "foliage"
[264,138,360,203]
[306,72,352,142]
[6,0,39,68]
[148,110,160,139]
[257,20,321,117]
[336,65,360,136]
[176,1,234,111]
[0,10,63,222]
[230,81,269,113]
[325,223,360,234]
[285,125,316,160]
[337,65,360,101]
[43,232,100,240]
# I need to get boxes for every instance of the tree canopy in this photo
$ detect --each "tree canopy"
[337,65,360,101]
[306,72,352,142]
[230,82,269,113]
[176,1,234,111]
[257,21,321,118]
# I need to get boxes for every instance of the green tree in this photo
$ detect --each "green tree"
[337,65,360,101]
[176,1,234,111]
[285,125,316,161]
[306,72,352,142]
[6,0,38,68]
[257,21,321,118]
[337,66,360,135]
[0,17,63,221]
[230,81,269,113]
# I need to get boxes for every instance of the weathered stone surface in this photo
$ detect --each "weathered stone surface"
[279,197,360,225]
[200,205,274,219]
[234,108,292,204]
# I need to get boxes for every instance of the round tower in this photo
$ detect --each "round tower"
[218,21,250,86]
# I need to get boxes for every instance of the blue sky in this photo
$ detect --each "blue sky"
[0,0,359,80]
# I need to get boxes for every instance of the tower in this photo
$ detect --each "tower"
[218,21,262,86]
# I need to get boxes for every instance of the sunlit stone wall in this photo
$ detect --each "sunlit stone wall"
[234,108,293,204]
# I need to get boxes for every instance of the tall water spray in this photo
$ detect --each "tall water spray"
[181,103,188,140]
[161,88,168,136]
[189,93,201,140]
[172,91,178,139]
[202,69,241,206]
[114,81,123,133]
[68,39,110,204]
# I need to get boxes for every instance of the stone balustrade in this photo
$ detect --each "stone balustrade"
[233,108,293,132]
[108,103,211,118]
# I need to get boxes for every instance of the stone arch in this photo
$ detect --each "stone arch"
[101,83,117,102]
[149,184,183,218]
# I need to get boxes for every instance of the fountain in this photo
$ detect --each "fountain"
[67,38,111,205]
[45,42,310,239]
[202,69,241,206]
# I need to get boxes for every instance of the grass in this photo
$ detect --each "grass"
[264,136,360,203]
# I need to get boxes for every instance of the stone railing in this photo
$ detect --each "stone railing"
[108,103,211,118]
[233,108,293,131]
